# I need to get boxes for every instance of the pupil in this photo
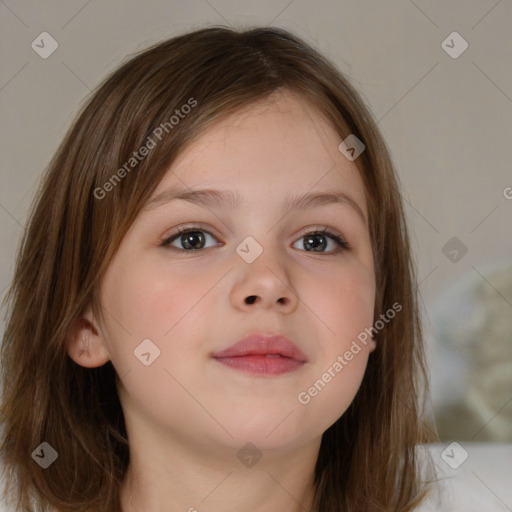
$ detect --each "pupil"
[183,231,204,250]
[305,234,326,252]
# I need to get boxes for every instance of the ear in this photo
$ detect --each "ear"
[66,306,111,368]
[368,333,377,353]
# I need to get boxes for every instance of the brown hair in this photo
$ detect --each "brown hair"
[0,26,436,511]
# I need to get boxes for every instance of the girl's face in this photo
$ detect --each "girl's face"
[93,90,376,454]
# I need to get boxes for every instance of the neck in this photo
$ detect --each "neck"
[119,436,319,512]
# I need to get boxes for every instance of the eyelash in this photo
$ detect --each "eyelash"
[160,224,350,254]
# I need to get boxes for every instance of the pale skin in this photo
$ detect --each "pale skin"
[66,89,376,512]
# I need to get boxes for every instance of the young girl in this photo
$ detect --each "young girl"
[0,26,436,511]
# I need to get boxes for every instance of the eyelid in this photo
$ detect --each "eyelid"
[160,223,221,252]
[161,223,219,243]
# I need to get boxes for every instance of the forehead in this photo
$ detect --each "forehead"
[150,90,368,219]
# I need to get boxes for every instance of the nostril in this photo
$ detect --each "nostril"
[245,295,257,304]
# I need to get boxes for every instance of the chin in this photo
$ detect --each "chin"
[214,414,315,451]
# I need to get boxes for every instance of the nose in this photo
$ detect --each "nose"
[230,245,299,313]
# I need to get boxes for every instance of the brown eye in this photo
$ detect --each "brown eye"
[292,228,350,254]
[161,227,219,251]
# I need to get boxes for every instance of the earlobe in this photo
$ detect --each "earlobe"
[65,309,111,368]
[368,334,377,353]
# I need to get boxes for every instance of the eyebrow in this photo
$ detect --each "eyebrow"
[145,187,367,225]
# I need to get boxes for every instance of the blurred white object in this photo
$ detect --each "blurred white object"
[417,443,512,511]
[427,264,512,442]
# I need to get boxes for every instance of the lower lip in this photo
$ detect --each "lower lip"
[213,355,305,376]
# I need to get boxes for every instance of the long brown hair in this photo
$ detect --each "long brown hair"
[0,26,436,511]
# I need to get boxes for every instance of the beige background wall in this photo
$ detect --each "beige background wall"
[1,0,511,444]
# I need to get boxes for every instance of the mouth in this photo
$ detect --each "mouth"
[213,354,305,376]
[211,333,307,376]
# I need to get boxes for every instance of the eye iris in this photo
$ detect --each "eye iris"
[304,233,327,252]
[182,231,205,250]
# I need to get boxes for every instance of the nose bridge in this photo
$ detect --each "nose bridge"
[236,230,284,272]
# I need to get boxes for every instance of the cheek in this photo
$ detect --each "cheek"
[102,260,201,334]
[101,263,215,428]
[100,259,218,372]
[299,351,370,434]
[307,257,375,350]
[295,259,375,427]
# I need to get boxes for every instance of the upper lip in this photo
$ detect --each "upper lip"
[212,333,308,362]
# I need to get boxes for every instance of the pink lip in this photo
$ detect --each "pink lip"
[211,333,307,376]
